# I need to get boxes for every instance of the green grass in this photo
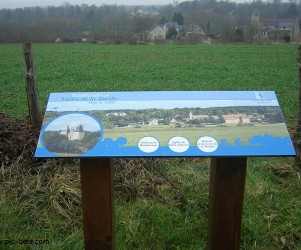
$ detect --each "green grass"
[104,123,289,146]
[0,44,301,249]
[1,157,300,249]
[0,43,299,127]
[242,158,301,249]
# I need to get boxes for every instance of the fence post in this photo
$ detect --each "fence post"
[208,157,247,250]
[80,158,115,250]
[23,42,42,128]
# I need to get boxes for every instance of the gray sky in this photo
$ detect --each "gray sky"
[0,0,249,9]
[1,0,176,9]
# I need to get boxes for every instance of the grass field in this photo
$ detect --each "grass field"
[104,123,290,147]
[1,43,301,249]
[0,43,299,126]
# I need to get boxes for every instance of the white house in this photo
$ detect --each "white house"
[55,37,62,43]
[147,26,166,41]
[148,119,159,126]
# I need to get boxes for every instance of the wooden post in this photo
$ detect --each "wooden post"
[208,157,247,250]
[23,42,42,128]
[80,158,114,250]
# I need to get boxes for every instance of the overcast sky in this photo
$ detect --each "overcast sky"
[1,0,178,9]
[0,0,249,9]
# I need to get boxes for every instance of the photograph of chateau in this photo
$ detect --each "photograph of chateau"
[42,113,101,156]
[59,124,85,141]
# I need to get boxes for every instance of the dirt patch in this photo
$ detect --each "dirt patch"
[0,112,40,166]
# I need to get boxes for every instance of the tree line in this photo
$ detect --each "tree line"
[1,0,298,43]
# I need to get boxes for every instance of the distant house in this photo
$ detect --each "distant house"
[185,24,206,42]
[169,118,178,125]
[60,124,84,141]
[222,114,250,125]
[147,26,166,41]
[169,118,184,125]
[55,37,62,43]
[147,22,206,42]
[251,9,299,42]
[148,119,159,126]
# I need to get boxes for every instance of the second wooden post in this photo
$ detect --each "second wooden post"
[80,158,114,250]
[207,157,247,250]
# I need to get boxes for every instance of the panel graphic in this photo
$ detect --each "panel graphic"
[35,91,296,157]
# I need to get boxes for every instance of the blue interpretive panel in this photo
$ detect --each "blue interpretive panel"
[35,91,295,158]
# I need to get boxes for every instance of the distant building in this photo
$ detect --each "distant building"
[169,118,184,126]
[55,37,62,43]
[60,124,84,141]
[147,26,166,41]
[189,112,209,121]
[148,119,159,126]
[251,9,299,42]
[185,23,206,40]
[222,114,250,125]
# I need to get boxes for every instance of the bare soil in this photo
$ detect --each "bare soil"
[0,112,40,166]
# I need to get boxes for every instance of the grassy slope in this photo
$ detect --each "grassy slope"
[0,44,300,249]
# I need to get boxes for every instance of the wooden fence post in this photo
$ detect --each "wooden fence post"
[208,157,247,250]
[80,158,115,250]
[23,42,41,128]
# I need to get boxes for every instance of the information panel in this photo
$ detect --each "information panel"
[35,91,295,157]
